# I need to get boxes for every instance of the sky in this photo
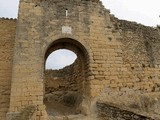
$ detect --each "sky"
[0,0,160,69]
[103,0,160,26]
[0,0,159,26]
[46,49,77,69]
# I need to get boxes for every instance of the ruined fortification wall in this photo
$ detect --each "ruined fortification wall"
[1,0,160,119]
[97,17,160,118]
[45,59,83,94]
[0,18,16,120]
[104,18,160,94]
[117,19,160,65]
[117,19,160,94]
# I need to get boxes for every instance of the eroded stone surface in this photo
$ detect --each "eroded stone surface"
[0,0,160,120]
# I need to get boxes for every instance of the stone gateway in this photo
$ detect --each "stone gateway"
[0,0,160,120]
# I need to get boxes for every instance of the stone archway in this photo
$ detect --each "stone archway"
[44,38,90,118]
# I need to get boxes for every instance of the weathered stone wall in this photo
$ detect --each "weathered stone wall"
[0,18,16,120]
[95,17,160,119]
[9,1,112,119]
[0,0,160,119]
[45,59,83,94]
[117,19,160,65]
[105,17,160,94]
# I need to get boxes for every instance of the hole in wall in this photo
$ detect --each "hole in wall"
[65,8,68,17]
[108,37,112,41]
[142,64,145,68]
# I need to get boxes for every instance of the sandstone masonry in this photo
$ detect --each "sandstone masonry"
[0,0,160,120]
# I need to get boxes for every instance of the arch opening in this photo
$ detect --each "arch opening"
[44,38,90,117]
